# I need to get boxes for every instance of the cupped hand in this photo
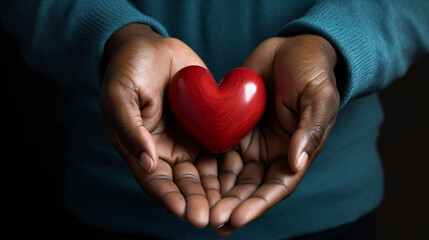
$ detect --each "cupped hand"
[99,24,220,228]
[210,35,340,236]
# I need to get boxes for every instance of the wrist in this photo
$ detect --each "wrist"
[105,23,163,58]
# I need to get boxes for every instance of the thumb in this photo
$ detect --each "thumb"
[287,80,339,173]
[114,121,159,174]
[99,78,160,174]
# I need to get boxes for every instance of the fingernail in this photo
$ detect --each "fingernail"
[215,223,225,229]
[139,152,153,173]
[297,152,308,172]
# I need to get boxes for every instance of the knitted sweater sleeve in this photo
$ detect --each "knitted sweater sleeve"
[0,0,168,91]
[279,0,429,108]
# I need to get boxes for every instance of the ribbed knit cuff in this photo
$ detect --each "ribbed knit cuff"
[278,1,375,109]
[74,0,169,91]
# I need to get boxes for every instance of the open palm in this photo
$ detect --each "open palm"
[210,35,340,236]
[99,24,220,228]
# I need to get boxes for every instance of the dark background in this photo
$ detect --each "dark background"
[2,25,428,239]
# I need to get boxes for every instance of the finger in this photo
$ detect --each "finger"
[288,79,339,173]
[196,153,221,207]
[107,119,188,219]
[120,146,187,220]
[275,99,299,134]
[142,160,187,218]
[100,78,159,173]
[214,222,236,238]
[210,159,266,228]
[219,150,243,196]
[173,160,209,228]
[228,159,303,229]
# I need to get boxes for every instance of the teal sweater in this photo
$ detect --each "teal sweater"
[2,1,428,239]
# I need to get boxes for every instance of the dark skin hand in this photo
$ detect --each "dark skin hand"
[210,35,340,237]
[99,23,221,228]
[99,23,340,236]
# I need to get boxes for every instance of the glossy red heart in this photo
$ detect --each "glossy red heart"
[168,65,266,153]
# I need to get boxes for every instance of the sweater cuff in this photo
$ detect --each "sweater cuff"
[278,1,375,109]
[74,0,169,91]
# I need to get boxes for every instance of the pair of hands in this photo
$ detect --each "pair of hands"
[99,24,340,237]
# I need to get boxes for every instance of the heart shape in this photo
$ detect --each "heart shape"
[168,65,266,153]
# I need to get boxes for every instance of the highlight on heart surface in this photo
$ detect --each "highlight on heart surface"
[168,65,267,153]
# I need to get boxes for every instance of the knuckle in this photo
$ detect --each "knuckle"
[308,124,325,149]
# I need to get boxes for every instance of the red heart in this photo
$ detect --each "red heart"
[168,65,267,153]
